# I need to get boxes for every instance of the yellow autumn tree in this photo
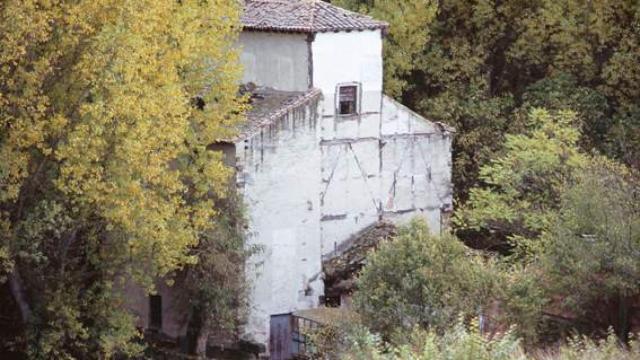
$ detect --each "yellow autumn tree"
[0,0,245,357]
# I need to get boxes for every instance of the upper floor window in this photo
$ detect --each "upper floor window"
[338,85,358,115]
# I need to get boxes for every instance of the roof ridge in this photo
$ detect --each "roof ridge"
[237,88,322,141]
[329,1,372,18]
[242,0,388,33]
[309,0,316,31]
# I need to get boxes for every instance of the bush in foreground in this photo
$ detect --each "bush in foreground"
[353,219,498,338]
[310,318,639,360]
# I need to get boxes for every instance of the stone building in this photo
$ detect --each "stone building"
[125,1,454,357]
[236,0,454,350]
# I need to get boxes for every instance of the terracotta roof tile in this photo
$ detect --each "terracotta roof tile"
[242,0,388,33]
[323,221,397,296]
[238,87,321,139]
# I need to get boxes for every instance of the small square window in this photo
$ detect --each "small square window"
[338,85,358,115]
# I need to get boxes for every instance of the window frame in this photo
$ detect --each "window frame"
[335,82,361,116]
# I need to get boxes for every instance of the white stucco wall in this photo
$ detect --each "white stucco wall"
[379,96,454,230]
[237,100,324,345]
[240,32,311,91]
[319,96,453,256]
[312,30,383,115]
[238,93,452,349]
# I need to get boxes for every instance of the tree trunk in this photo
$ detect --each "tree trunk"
[186,307,210,357]
[8,268,32,323]
[618,294,630,343]
[194,327,210,358]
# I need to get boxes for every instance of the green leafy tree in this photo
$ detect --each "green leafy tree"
[456,109,587,250]
[509,0,640,169]
[333,0,437,97]
[353,219,497,338]
[0,0,245,357]
[180,191,257,356]
[410,0,534,199]
[334,0,640,200]
[608,107,640,170]
[540,157,640,340]
[518,74,609,152]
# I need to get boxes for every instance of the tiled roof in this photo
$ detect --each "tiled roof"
[241,0,388,33]
[238,87,322,139]
[323,221,397,296]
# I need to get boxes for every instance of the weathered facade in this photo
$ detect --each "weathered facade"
[124,1,454,356]
[323,221,398,307]
[237,0,454,350]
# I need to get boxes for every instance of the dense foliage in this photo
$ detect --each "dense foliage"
[456,109,587,250]
[539,157,640,340]
[313,318,527,360]
[335,0,640,201]
[353,220,497,337]
[318,324,640,360]
[0,0,244,357]
[329,1,640,345]
[308,311,640,360]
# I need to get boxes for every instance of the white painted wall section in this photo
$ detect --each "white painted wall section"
[237,101,324,345]
[319,96,453,256]
[236,28,452,353]
[240,32,310,91]
[379,96,453,231]
[312,30,383,115]
[238,95,453,349]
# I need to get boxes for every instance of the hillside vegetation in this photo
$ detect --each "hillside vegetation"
[319,0,640,357]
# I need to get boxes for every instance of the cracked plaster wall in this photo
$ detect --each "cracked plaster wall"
[319,96,453,256]
[236,95,452,346]
[236,100,324,345]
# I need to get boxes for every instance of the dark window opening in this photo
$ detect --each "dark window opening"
[338,85,358,115]
[149,295,162,331]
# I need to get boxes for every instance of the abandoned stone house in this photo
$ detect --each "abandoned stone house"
[125,0,453,357]
[238,0,453,350]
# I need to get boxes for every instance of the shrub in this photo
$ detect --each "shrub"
[353,219,498,338]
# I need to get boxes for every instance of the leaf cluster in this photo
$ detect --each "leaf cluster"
[0,0,245,357]
[353,219,499,337]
